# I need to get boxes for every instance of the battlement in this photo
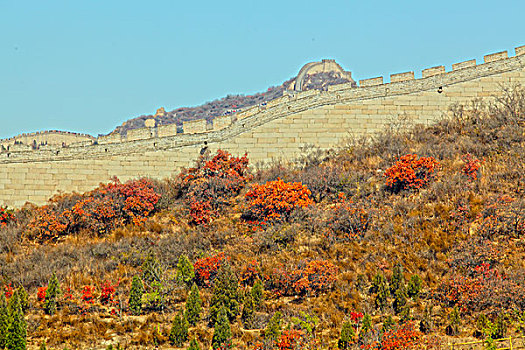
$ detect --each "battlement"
[1,45,524,207]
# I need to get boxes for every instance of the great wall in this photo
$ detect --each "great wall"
[1,46,525,207]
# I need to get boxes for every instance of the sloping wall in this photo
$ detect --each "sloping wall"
[1,46,524,207]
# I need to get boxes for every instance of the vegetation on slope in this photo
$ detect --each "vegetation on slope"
[1,86,525,349]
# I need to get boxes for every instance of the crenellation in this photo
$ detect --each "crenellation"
[390,71,415,83]
[359,77,384,87]
[183,119,208,134]
[484,51,508,63]
[452,59,477,71]
[422,66,445,78]
[516,45,525,56]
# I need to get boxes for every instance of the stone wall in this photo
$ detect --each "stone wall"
[1,46,524,207]
[1,130,95,149]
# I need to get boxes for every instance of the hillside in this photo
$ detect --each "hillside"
[112,71,353,136]
[1,86,525,349]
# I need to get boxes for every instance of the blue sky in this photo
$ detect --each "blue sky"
[1,0,524,138]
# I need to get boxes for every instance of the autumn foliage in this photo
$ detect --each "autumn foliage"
[180,149,251,225]
[0,206,14,227]
[384,154,439,193]
[27,178,160,241]
[265,260,338,296]
[194,252,228,287]
[243,178,313,227]
[461,153,483,181]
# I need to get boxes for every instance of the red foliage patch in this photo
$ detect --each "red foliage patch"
[0,206,15,227]
[194,252,228,287]
[243,178,313,228]
[276,329,304,350]
[4,283,13,299]
[37,286,48,302]
[384,154,439,193]
[265,260,338,297]
[27,178,160,241]
[461,153,483,181]
[380,322,422,350]
[181,149,251,225]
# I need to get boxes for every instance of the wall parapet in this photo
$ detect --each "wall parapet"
[1,45,524,165]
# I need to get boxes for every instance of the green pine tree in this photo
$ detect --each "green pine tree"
[241,289,255,328]
[212,306,232,350]
[264,311,282,343]
[6,292,27,350]
[176,254,195,286]
[393,284,408,315]
[338,319,355,349]
[15,287,28,313]
[0,293,8,349]
[361,313,372,335]
[185,283,202,326]
[128,275,144,315]
[44,272,61,315]
[209,263,241,325]
[169,312,189,347]
[389,263,405,295]
[187,337,201,350]
[251,279,264,311]
[372,272,389,311]
[407,275,422,300]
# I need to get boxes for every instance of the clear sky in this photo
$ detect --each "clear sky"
[1,0,524,138]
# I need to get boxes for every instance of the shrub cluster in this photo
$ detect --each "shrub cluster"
[0,206,15,227]
[180,150,250,225]
[27,178,160,241]
[243,178,313,228]
[194,252,228,287]
[326,193,370,241]
[384,154,439,193]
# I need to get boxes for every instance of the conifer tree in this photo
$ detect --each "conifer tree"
[209,263,241,325]
[44,272,61,315]
[6,292,27,350]
[372,272,389,311]
[0,293,8,349]
[212,306,232,350]
[361,313,372,335]
[176,254,195,286]
[264,311,282,343]
[241,289,255,328]
[393,284,408,315]
[338,319,355,349]
[169,312,189,347]
[251,279,264,311]
[187,337,201,350]
[185,283,202,326]
[128,275,144,315]
[407,274,422,300]
[15,287,28,313]
[389,263,405,295]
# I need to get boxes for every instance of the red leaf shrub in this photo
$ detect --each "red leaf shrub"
[181,149,251,225]
[265,260,338,297]
[100,280,119,305]
[243,178,313,228]
[276,329,304,350]
[240,260,260,286]
[37,286,48,302]
[461,153,483,181]
[27,178,160,241]
[81,285,95,304]
[0,206,15,227]
[384,154,439,193]
[380,322,422,350]
[194,252,228,287]
[4,283,13,299]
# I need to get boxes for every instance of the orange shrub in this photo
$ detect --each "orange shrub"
[0,206,15,227]
[276,329,304,350]
[461,153,483,181]
[27,178,160,241]
[181,149,251,225]
[384,154,439,193]
[243,178,313,228]
[380,322,423,350]
[265,260,338,297]
[194,252,228,287]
